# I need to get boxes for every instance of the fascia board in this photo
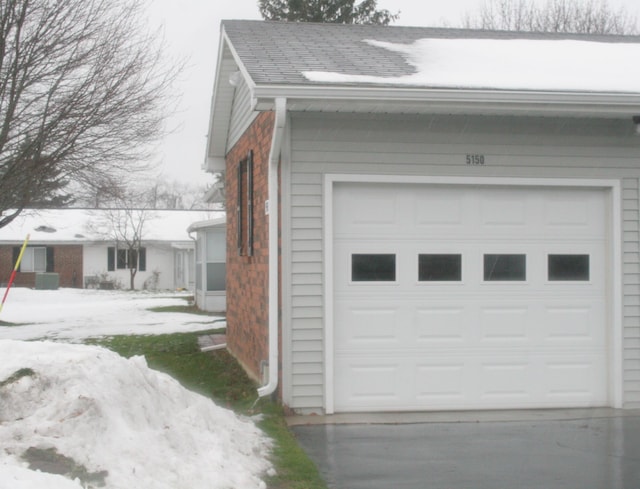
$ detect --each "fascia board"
[205,29,259,162]
[221,30,258,95]
[252,84,640,117]
[204,30,231,160]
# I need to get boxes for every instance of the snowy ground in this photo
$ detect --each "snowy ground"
[0,287,224,341]
[0,288,273,489]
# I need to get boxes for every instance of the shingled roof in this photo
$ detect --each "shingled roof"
[222,20,640,89]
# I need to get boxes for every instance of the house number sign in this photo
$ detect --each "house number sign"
[466,154,485,165]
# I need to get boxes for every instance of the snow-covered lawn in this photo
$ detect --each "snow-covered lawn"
[0,288,273,489]
[0,287,223,341]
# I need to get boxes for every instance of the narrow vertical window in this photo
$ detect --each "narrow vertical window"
[236,150,254,256]
[107,247,115,271]
[246,151,254,257]
[236,159,243,255]
[138,248,146,272]
[116,249,127,269]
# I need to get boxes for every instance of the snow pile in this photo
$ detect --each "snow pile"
[0,288,223,341]
[0,340,272,489]
[303,38,640,93]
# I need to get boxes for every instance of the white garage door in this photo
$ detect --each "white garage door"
[333,182,609,412]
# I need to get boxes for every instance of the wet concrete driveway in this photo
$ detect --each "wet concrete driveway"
[290,410,640,489]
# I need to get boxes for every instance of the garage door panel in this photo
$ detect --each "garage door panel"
[544,306,603,342]
[543,194,607,240]
[415,363,466,401]
[333,183,610,412]
[334,302,402,345]
[334,359,404,408]
[479,194,528,227]
[479,364,532,401]
[413,189,464,226]
[479,306,531,341]
[545,356,608,402]
[414,307,467,343]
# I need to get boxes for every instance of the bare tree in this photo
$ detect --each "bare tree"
[462,0,638,34]
[106,207,150,291]
[85,184,159,290]
[145,178,215,210]
[88,204,155,290]
[0,0,178,229]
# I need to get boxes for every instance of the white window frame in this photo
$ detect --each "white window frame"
[21,247,47,273]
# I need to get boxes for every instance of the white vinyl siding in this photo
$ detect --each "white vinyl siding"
[623,178,640,405]
[282,112,640,414]
[227,77,258,150]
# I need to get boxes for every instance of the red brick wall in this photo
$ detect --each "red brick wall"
[0,244,83,288]
[225,112,275,382]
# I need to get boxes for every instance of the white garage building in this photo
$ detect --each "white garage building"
[207,21,640,414]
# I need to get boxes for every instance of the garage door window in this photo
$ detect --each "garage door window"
[548,254,590,281]
[352,254,396,282]
[418,254,462,281]
[484,254,526,281]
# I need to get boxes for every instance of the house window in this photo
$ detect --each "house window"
[419,254,462,282]
[206,229,226,291]
[484,254,526,281]
[237,150,254,256]
[352,254,396,282]
[19,247,47,272]
[107,247,146,271]
[117,249,128,269]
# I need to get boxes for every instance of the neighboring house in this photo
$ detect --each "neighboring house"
[0,209,220,290]
[187,216,227,312]
[204,20,640,415]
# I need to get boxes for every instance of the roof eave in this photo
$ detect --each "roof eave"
[205,27,258,166]
[252,84,640,118]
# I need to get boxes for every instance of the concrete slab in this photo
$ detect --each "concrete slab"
[290,410,640,489]
[287,408,640,426]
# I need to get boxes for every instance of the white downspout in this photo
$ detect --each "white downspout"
[258,97,286,398]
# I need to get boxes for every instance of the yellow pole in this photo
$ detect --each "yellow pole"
[0,234,30,314]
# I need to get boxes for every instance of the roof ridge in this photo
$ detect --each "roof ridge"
[222,19,640,42]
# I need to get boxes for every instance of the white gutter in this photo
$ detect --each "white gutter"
[258,97,287,398]
[252,85,640,117]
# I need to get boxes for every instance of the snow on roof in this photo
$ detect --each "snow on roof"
[0,209,224,244]
[303,38,640,93]
[187,216,226,233]
[221,21,640,94]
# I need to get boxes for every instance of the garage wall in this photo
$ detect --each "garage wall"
[283,112,640,413]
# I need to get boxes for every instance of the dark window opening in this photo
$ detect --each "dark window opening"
[419,254,462,281]
[352,254,396,282]
[108,247,146,271]
[484,254,526,281]
[116,249,127,269]
[237,150,254,257]
[548,254,589,281]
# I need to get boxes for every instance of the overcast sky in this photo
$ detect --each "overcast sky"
[146,0,640,184]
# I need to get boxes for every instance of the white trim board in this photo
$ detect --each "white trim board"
[323,174,623,414]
